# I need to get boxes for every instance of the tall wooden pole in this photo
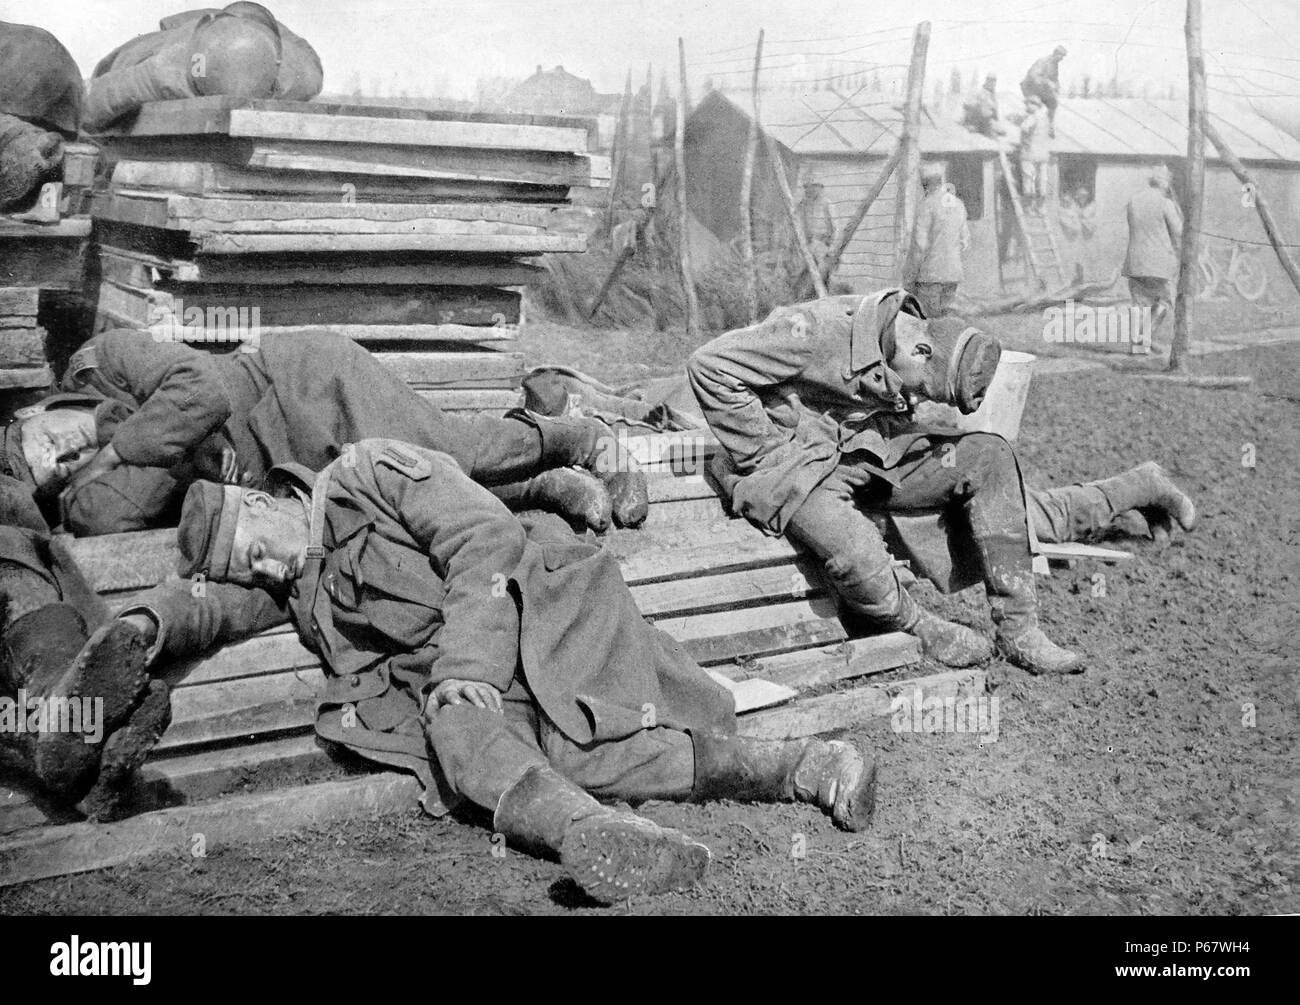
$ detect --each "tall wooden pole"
[893,21,931,284]
[764,132,829,299]
[739,30,765,324]
[1204,120,1300,298]
[676,37,702,338]
[1171,0,1205,372]
[604,70,633,238]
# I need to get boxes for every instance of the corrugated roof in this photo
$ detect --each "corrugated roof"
[1039,97,1300,163]
[702,89,1001,156]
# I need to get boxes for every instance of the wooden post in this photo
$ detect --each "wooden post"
[764,133,829,299]
[605,71,634,238]
[893,21,931,284]
[1171,0,1205,373]
[1204,119,1300,299]
[809,143,902,296]
[676,37,702,338]
[739,30,765,324]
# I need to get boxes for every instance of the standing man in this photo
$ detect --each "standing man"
[149,440,879,903]
[1021,45,1066,138]
[688,291,1083,676]
[1123,164,1182,332]
[907,165,971,317]
[797,168,837,267]
[1017,94,1051,216]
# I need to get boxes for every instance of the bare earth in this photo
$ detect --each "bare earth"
[2,322,1297,916]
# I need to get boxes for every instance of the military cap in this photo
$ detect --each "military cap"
[932,319,1002,415]
[177,480,245,580]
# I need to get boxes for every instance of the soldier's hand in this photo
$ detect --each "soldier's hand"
[432,678,504,714]
[219,447,255,486]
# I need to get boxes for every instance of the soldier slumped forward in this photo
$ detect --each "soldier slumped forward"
[689,290,1084,675]
[6,328,646,536]
[135,440,876,902]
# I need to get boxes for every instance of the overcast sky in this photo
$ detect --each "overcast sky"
[5,0,1298,104]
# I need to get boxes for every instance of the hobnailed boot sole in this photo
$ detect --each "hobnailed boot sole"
[602,470,649,528]
[560,814,711,904]
[32,621,150,799]
[77,680,172,822]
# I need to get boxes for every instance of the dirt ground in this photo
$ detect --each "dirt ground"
[2,315,1297,916]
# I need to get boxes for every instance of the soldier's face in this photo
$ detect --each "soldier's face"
[888,316,944,402]
[228,492,310,587]
[19,409,99,490]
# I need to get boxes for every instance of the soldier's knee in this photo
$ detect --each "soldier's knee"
[958,432,1017,471]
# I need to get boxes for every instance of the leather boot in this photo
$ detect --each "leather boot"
[692,731,878,831]
[534,414,649,528]
[494,468,613,532]
[825,549,992,668]
[493,764,711,904]
[980,533,1083,675]
[77,679,172,822]
[1091,461,1196,543]
[32,619,151,800]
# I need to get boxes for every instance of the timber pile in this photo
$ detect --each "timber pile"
[86,97,610,412]
[0,431,996,884]
[0,286,54,390]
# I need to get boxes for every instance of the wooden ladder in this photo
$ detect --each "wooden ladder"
[997,150,1066,291]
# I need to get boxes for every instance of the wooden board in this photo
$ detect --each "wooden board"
[97,245,544,289]
[95,280,521,330]
[0,288,38,314]
[415,389,521,411]
[1036,541,1133,564]
[0,328,47,367]
[0,223,91,291]
[94,191,590,234]
[188,230,585,256]
[0,365,53,389]
[110,159,571,205]
[378,351,524,387]
[0,773,421,888]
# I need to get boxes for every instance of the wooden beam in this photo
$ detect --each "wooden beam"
[762,131,828,299]
[1171,0,1205,373]
[189,231,585,256]
[740,31,765,324]
[893,21,932,284]
[0,773,420,888]
[1203,119,1300,300]
[676,38,703,338]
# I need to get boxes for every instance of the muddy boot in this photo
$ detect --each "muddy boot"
[534,414,649,528]
[824,549,991,668]
[493,764,710,904]
[32,619,150,800]
[692,732,878,831]
[77,680,172,822]
[494,468,613,532]
[1094,461,1196,542]
[981,534,1083,675]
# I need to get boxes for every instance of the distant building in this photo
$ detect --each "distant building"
[503,65,621,118]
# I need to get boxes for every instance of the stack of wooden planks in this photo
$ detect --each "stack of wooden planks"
[0,287,53,390]
[87,97,610,412]
[0,432,998,884]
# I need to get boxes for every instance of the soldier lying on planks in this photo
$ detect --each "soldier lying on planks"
[96,440,877,903]
[0,472,169,819]
[2,328,648,536]
[688,290,1196,676]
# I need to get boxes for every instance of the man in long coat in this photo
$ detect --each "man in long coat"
[140,440,878,902]
[1123,165,1183,330]
[906,166,971,317]
[688,290,1082,675]
[8,328,644,534]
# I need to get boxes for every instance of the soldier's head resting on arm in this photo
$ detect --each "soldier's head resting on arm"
[3,394,130,495]
[177,479,310,588]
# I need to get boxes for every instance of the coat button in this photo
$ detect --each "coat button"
[349,674,361,688]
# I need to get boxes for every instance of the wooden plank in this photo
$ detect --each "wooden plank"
[0,288,38,314]
[377,351,524,386]
[109,159,571,204]
[224,108,590,154]
[138,734,332,805]
[95,191,589,233]
[95,280,521,330]
[188,230,585,255]
[62,531,177,592]
[732,633,921,689]
[0,773,420,888]
[0,218,91,240]
[643,495,729,528]
[632,558,823,617]
[705,671,798,713]
[644,472,715,503]
[0,328,47,367]
[0,314,38,328]
[621,430,718,466]
[738,667,987,740]
[97,245,543,289]
[0,236,89,290]
[1036,542,1133,564]
[0,366,53,390]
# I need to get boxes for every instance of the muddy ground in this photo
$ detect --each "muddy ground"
[2,317,1297,916]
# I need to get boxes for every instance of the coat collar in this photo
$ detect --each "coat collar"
[848,288,926,374]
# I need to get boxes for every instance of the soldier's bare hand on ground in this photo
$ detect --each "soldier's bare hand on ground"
[432,678,504,713]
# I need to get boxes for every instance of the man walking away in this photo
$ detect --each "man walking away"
[1123,164,1182,334]
[907,165,970,317]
